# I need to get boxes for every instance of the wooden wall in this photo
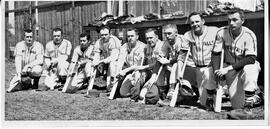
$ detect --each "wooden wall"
[11,1,107,49]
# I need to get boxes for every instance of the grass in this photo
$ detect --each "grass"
[4,58,264,121]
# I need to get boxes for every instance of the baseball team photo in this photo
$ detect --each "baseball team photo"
[2,0,269,127]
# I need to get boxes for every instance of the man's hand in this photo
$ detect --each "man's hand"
[158,57,170,65]
[214,66,232,78]
[144,75,157,88]
[22,65,32,73]
[118,70,126,77]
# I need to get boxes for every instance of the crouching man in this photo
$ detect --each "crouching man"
[212,10,262,117]
[43,28,72,89]
[7,29,44,92]
[117,28,146,98]
[67,33,96,92]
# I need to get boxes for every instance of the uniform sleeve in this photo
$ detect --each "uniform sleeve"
[245,32,257,56]
[108,36,121,51]
[71,47,79,63]
[44,43,50,58]
[66,41,72,56]
[37,43,44,56]
[212,31,223,53]
[14,43,23,56]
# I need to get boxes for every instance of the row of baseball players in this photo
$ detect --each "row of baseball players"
[8,10,262,111]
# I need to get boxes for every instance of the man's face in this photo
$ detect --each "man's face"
[164,28,177,43]
[189,14,205,33]
[53,31,63,44]
[127,30,138,46]
[100,28,110,42]
[145,31,158,48]
[80,36,89,49]
[24,32,33,45]
[228,12,244,31]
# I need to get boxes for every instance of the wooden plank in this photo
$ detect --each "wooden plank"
[83,10,264,31]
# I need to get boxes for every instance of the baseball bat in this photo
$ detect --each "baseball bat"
[86,69,97,95]
[170,49,190,107]
[109,52,145,100]
[62,62,77,93]
[214,49,224,112]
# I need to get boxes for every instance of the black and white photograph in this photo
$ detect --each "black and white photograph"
[1,0,269,127]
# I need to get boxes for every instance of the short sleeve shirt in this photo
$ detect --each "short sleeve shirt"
[184,26,219,66]
[14,41,44,68]
[71,45,95,63]
[144,40,170,65]
[121,41,146,67]
[213,26,257,64]
[94,35,121,59]
[45,39,72,59]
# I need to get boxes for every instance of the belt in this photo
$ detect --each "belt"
[195,65,209,68]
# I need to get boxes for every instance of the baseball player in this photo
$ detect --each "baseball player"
[129,28,170,102]
[91,26,121,91]
[154,24,188,102]
[117,28,146,98]
[68,33,95,90]
[178,12,219,110]
[212,10,262,112]
[44,28,72,89]
[7,29,44,92]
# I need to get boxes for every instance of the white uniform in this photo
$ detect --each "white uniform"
[45,39,72,76]
[70,45,95,88]
[183,26,219,107]
[7,41,44,92]
[213,26,260,109]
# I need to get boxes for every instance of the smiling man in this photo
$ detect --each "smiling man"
[7,29,44,92]
[44,28,72,89]
[92,26,121,91]
[212,10,262,115]
[179,12,219,110]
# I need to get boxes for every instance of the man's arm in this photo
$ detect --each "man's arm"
[15,55,22,75]
[99,48,119,64]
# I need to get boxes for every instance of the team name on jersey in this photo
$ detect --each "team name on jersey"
[190,40,215,46]
[226,45,244,55]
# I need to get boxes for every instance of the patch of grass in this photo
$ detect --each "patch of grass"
[4,59,264,120]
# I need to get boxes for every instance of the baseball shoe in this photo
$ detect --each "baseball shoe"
[166,89,174,100]
[205,96,214,111]
[245,94,262,107]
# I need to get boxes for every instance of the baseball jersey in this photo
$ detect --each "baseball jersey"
[120,41,146,67]
[45,39,72,59]
[165,34,188,64]
[184,26,219,66]
[213,26,257,64]
[94,35,121,60]
[14,41,44,68]
[144,39,170,65]
[71,44,95,63]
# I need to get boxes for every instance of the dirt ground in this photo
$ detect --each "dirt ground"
[4,59,264,121]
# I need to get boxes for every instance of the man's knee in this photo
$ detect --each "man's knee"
[29,65,43,77]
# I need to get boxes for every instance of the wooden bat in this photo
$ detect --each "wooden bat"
[170,49,190,107]
[214,49,224,112]
[109,53,145,100]
[86,69,97,95]
[62,62,77,93]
